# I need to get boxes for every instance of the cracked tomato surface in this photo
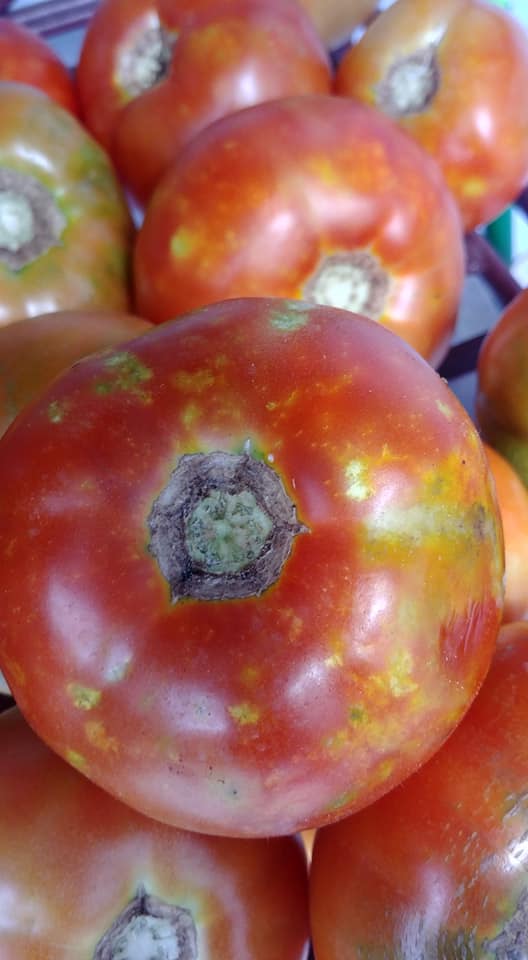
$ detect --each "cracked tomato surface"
[0,707,310,960]
[0,298,503,837]
[310,621,528,959]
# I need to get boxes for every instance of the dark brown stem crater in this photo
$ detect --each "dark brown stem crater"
[93,886,197,960]
[148,451,307,602]
[0,166,65,270]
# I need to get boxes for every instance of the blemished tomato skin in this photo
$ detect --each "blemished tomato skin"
[334,0,528,232]
[76,0,331,207]
[483,444,528,624]
[0,298,503,837]
[477,287,528,487]
[0,707,310,960]
[0,310,152,438]
[310,621,528,960]
[133,94,465,367]
[0,84,133,325]
[0,20,79,115]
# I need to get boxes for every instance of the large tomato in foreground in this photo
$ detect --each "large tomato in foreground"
[76,0,331,206]
[0,298,503,837]
[334,0,528,232]
[310,621,528,959]
[476,286,528,487]
[0,83,133,325]
[133,94,465,367]
[0,707,309,960]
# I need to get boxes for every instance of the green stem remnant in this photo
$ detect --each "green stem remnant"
[148,451,307,602]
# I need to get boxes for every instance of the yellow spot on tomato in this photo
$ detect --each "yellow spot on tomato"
[170,226,199,259]
[181,401,200,428]
[345,460,373,500]
[172,369,215,392]
[228,702,260,725]
[270,301,310,331]
[66,749,89,772]
[325,652,344,668]
[240,665,260,686]
[388,649,418,698]
[85,720,119,752]
[462,176,487,197]
[67,683,101,711]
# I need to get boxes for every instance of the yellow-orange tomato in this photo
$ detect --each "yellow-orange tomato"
[298,0,379,47]
[484,444,528,624]
[334,0,528,231]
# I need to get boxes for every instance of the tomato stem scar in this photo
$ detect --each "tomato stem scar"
[116,20,174,97]
[376,44,440,117]
[304,250,389,319]
[93,885,197,960]
[148,450,308,602]
[0,167,65,270]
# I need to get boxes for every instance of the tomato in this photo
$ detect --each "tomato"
[334,0,528,232]
[0,297,504,837]
[0,19,80,115]
[310,620,528,959]
[297,0,379,47]
[76,0,331,207]
[133,94,465,367]
[483,444,528,624]
[0,309,152,439]
[476,286,528,487]
[0,83,133,326]
[0,706,309,959]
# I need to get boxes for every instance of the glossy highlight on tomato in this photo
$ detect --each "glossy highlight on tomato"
[310,621,528,959]
[0,83,133,326]
[133,94,465,366]
[334,0,528,231]
[0,706,310,960]
[0,298,503,837]
[76,0,331,206]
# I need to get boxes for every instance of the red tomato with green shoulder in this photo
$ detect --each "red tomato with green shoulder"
[76,0,332,207]
[0,298,503,837]
[334,0,528,231]
[0,706,310,960]
[310,621,528,959]
[133,94,465,367]
[0,83,133,326]
[0,19,80,115]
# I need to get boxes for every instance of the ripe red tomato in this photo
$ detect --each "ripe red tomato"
[310,620,528,959]
[0,20,80,115]
[476,287,528,487]
[133,94,465,366]
[483,444,528,624]
[76,0,332,207]
[0,309,152,439]
[298,0,378,47]
[0,706,310,960]
[0,83,133,326]
[0,298,504,837]
[334,0,528,232]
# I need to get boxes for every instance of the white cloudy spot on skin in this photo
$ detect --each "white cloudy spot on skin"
[345,460,373,500]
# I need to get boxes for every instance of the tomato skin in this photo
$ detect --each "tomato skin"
[483,444,528,624]
[0,20,79,115]
[0,309,152,438]
[76,0,331,207]
[0,706,310,960]
[334,0,528,232]
[310,621,528,959]
[133,94,465,366]
[298,0,378,47]
[0,83,133,325]
[476,287,528,487]
[0,298,503,837]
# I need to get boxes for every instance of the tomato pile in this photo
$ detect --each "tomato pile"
[0,1,528,956]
